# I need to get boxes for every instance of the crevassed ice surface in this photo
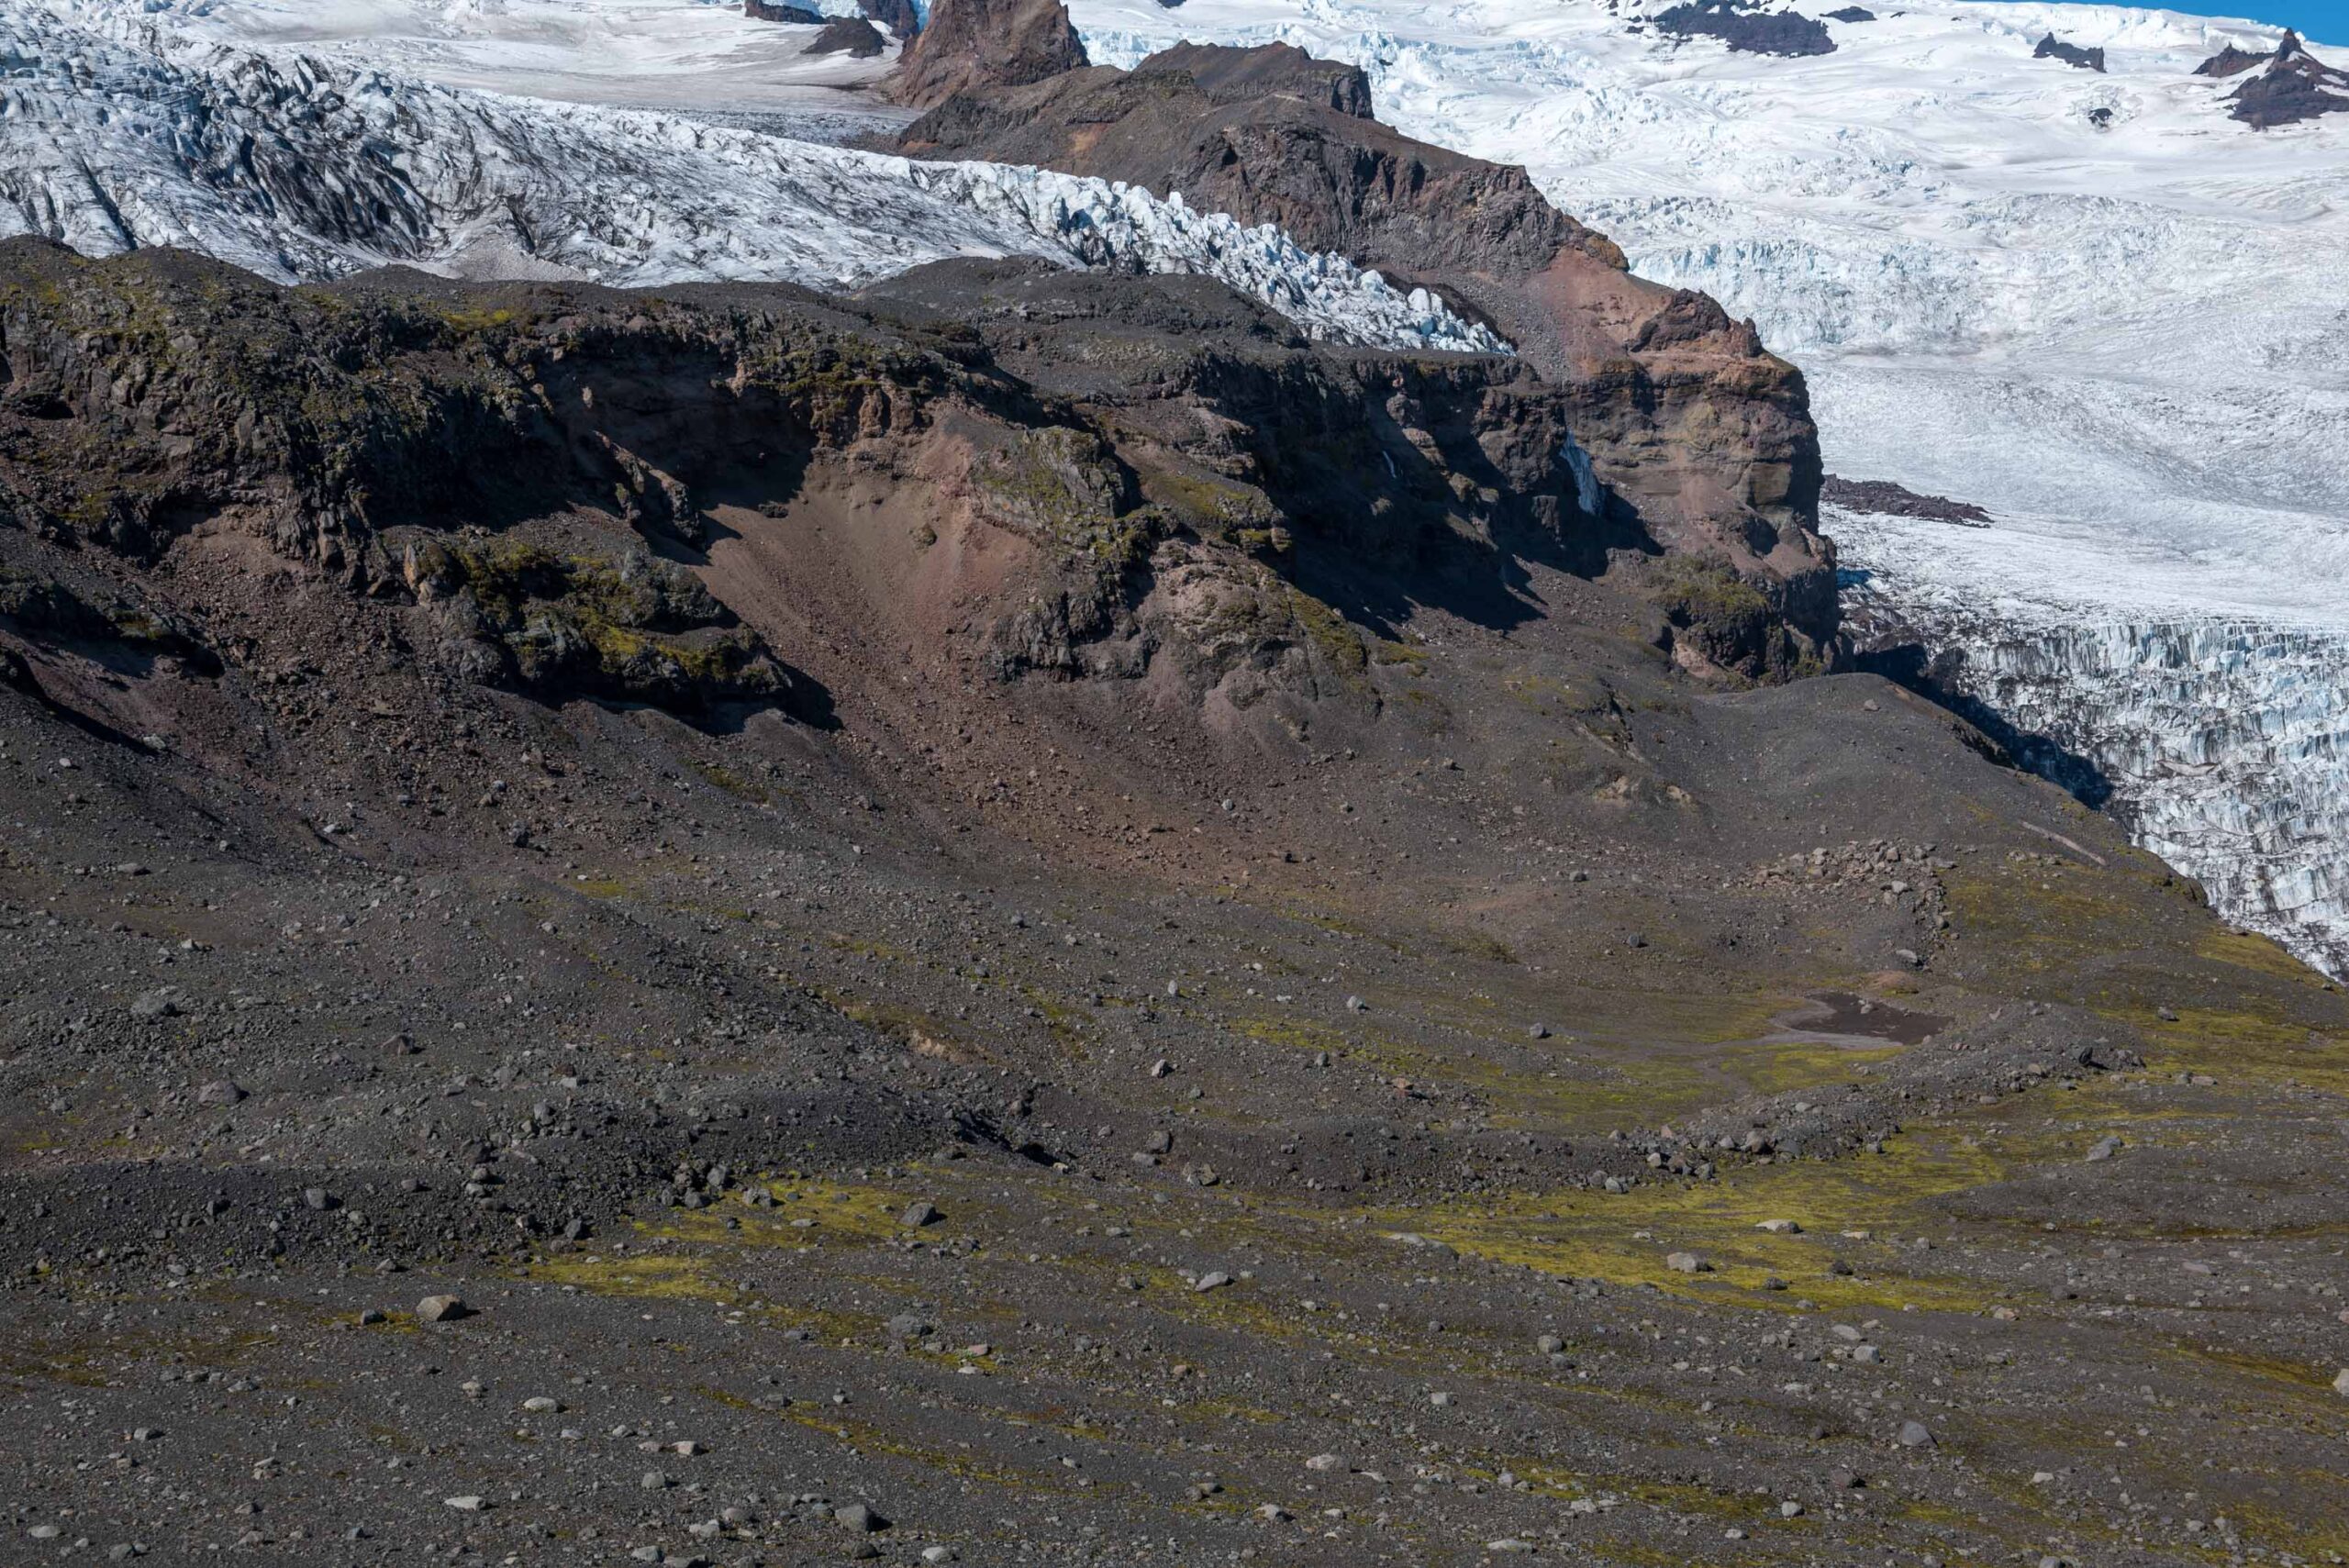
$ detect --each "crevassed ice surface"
[0,3,1509,355]
[1062,0,2349,971]
[30,0,906,107]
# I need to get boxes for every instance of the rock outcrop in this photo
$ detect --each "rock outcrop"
[1654,2,1836,58]
[884,0,1085,108]
[2225,32,2349,128]
[897,39,1837,678]
[0,239,1745,722]
[2193,43,2268,78]
[2032,33,2107,72]
[0,242,812,711]
[1821,475,1991,528]
[808,17,888,58]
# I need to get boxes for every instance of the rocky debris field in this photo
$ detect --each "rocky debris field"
[2,117,2348,1568]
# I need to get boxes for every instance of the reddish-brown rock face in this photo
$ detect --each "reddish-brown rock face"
[883,0,1086,108]
[896,39,1837,677]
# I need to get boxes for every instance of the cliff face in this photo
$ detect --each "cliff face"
[896,40,1837,680]
[0,241,1678,731]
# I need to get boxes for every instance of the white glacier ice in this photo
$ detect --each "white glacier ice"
[0,3,1511,356]
[28,0,904,107]
[1061,0,2349,972]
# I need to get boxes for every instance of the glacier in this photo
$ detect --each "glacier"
[1062,0,2349,973]
[0,3,1511,356]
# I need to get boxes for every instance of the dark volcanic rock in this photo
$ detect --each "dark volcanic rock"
[2194,43,2268,78]
[0,243,819,711]
[897,42,1838,678]
[0,241,1684,714]
[807,16,888,56]
[885,0,1085,107]
[2227,32,2349,128]
[1655,1,1836,58]
[2033,33,2107,72]
[744,0,824,22]
[1826,6,1876,21]
[1139,39,1375,117]
[1822,475,1992,528]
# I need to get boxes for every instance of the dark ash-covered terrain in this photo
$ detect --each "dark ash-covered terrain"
[5,17,2349,1568]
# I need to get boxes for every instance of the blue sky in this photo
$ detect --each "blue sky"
[2012,0,2349,39]
[2177,0,2346,35]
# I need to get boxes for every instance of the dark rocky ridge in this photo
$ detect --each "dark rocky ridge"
[1655,0,1837,58]
[0,240,1771,720]
[2033,32,2107,72]
[2225,31,2349,127]
[1822,474,1992,528]
[2194,42,2269,77]
[896,39,1836,681]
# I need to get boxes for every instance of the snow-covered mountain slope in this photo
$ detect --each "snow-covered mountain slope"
[0,6,1508,355]
[32,0,904,108]
[1058,0,2349,970]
